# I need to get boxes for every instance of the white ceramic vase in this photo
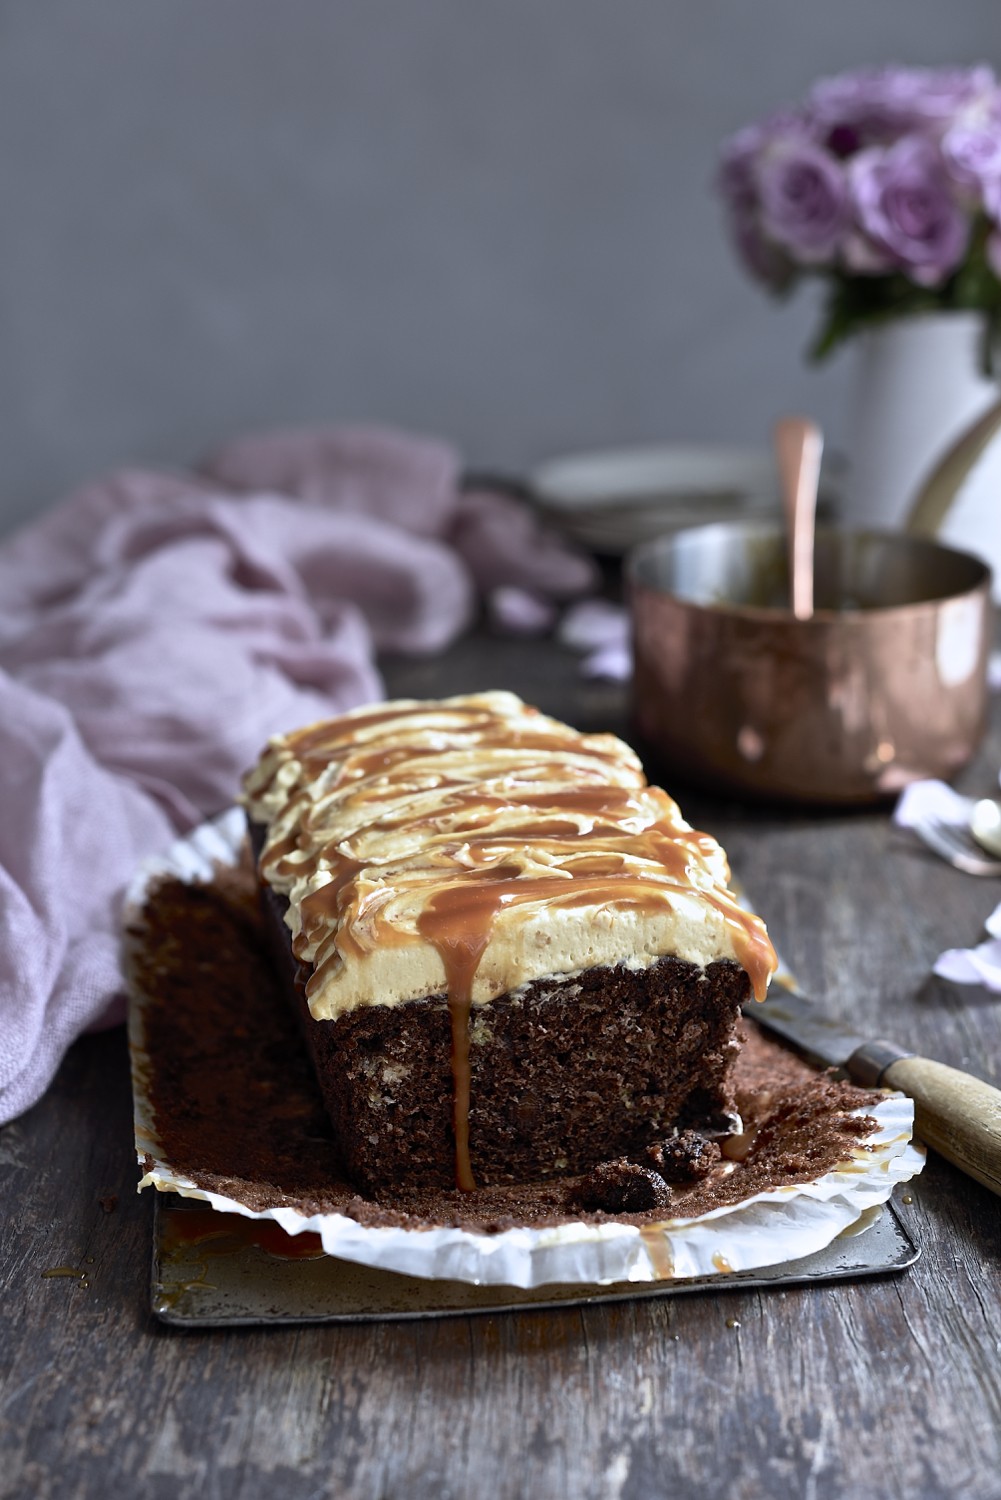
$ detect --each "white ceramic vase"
[843,310,1001,590]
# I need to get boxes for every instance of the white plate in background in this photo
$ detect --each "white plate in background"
[531,443,841,554]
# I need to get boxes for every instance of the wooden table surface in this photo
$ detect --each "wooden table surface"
[3,627,1001,1500]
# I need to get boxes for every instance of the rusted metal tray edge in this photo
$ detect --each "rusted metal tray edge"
[151,1194,919,1326]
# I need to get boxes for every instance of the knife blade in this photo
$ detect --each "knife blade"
[752,978,1001,1199]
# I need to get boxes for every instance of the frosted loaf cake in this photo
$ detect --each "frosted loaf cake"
[242,692,777,1195]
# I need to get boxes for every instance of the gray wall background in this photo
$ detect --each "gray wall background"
[1,1,999,535]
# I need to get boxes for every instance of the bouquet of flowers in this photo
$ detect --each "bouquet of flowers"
[718,64,1001,360]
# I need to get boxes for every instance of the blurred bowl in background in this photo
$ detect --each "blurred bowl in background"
[530,444,840,555]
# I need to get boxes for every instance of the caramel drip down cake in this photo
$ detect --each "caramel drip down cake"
[242,691,777,1196]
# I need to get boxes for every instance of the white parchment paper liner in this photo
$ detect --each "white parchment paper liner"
[125,809,924,1290]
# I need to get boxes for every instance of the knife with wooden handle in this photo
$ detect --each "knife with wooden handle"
[752,983,1001,1197]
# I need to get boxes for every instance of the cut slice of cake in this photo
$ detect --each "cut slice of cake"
[242,691,777,1195]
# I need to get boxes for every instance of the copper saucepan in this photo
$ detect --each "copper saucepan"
[628,523,992,805]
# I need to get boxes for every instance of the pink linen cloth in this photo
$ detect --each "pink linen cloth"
[0,425,596,1124]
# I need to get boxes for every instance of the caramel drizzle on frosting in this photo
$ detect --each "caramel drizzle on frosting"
[244,693,777,1193]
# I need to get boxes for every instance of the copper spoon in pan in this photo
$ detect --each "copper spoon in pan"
[774,416,824,619]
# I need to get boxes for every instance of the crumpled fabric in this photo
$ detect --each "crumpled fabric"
[0,424,596,1123]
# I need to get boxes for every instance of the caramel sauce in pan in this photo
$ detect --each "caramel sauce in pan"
[251,696,777,1193]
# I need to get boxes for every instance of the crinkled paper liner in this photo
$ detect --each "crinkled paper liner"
[124,809,924,1290]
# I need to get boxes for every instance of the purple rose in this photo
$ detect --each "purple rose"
[717,112,807,288]
[902,65,997,124]
[850,137,969,284]
[756,139,849,263]
[808,65,998,153]
[717,64,1001,305]
[718,110,810,208]
[941,118,1001,195]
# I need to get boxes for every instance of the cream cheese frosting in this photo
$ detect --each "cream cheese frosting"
[242,692,777,1022]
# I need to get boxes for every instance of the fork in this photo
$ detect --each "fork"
[909,813,1001,877]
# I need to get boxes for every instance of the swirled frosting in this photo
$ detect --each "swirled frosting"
[242,691,777,1021]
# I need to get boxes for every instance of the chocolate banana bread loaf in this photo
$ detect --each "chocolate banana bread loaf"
[242,692,776,1195]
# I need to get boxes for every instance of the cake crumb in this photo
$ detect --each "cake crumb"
[575,1159,673,1213]
[643,1132,722,1183]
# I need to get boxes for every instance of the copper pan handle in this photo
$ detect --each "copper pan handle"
[906,395,1001,538]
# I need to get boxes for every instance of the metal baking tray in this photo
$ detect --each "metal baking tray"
[152,1194,919,1326]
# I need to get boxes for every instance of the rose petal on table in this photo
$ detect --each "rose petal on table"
[581,644,633,681]
[932,898,1001,990]
[486,587,558,636]
[557,599,629,652]
[895,781,1001,989]
[934,938,1001,991]
[893,778,973,831]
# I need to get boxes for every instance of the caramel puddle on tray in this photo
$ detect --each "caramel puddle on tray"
[155,1207,327,1314]
[162,1206,326,1261]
